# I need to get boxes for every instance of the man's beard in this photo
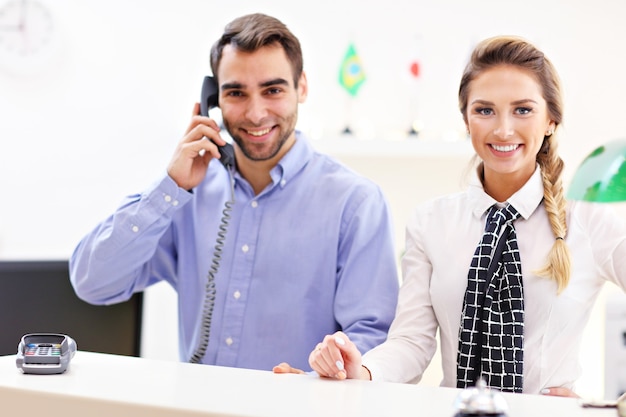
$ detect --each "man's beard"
[223,113,297,161]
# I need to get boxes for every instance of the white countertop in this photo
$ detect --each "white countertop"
[0,351,616,417]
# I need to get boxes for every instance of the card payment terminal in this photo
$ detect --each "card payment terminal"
[16,333,77,374]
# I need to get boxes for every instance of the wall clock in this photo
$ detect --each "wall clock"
[0,0,58,76]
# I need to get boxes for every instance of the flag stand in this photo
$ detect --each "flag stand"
[338,42,365,135]
[407,59,422,138]
[341,95,354,135]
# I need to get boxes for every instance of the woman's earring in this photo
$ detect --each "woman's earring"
[545,129,554,136]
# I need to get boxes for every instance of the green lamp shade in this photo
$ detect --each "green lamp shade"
[567,138,626,202]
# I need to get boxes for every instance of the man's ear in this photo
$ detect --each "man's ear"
[297,71,308,104]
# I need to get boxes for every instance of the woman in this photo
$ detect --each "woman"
[275,35,626,397]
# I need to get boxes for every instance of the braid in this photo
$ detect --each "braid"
[533,135,571,293]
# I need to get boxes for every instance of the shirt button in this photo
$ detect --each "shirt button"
[251,201,258,208]
[225,337,233,346]
[164,195,172,202]
[280,179,286,187]
[233,290,241,299]
[242,244,249,253]
[131,225,139,233]
[172,200,179,206]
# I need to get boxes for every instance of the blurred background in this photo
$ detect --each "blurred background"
[1,0,625,399]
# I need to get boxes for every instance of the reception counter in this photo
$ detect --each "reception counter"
[0,351,616,416]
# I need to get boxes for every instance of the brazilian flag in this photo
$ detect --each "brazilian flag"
[338,43,366,97]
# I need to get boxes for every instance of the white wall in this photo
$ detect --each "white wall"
[2,0,626,399]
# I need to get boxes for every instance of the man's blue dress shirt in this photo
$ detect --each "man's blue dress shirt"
[70,132,399,371]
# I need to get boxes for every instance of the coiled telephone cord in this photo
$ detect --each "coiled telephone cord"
[189,168,235,364]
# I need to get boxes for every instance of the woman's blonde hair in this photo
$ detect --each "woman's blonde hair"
[458,36,571,293]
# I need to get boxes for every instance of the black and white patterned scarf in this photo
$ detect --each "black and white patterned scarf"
[456,203,525,393]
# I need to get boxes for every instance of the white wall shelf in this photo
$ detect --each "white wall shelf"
[310,136,474,159]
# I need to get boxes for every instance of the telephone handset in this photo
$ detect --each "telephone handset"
[200,76,235,168]
[189,76,236,364]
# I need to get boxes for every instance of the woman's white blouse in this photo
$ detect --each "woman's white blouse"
[363,168,626,394]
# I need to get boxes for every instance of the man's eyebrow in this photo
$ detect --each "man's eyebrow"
[260,78,289,88]
[221,82,243,90]
[221,78,290,91]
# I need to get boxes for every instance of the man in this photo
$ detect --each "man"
[70,13,398,371]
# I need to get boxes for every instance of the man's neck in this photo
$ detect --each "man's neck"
[235,137,296,195]
[237,157,273,195]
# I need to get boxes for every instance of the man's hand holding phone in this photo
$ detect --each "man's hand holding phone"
[167,103,229,191]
